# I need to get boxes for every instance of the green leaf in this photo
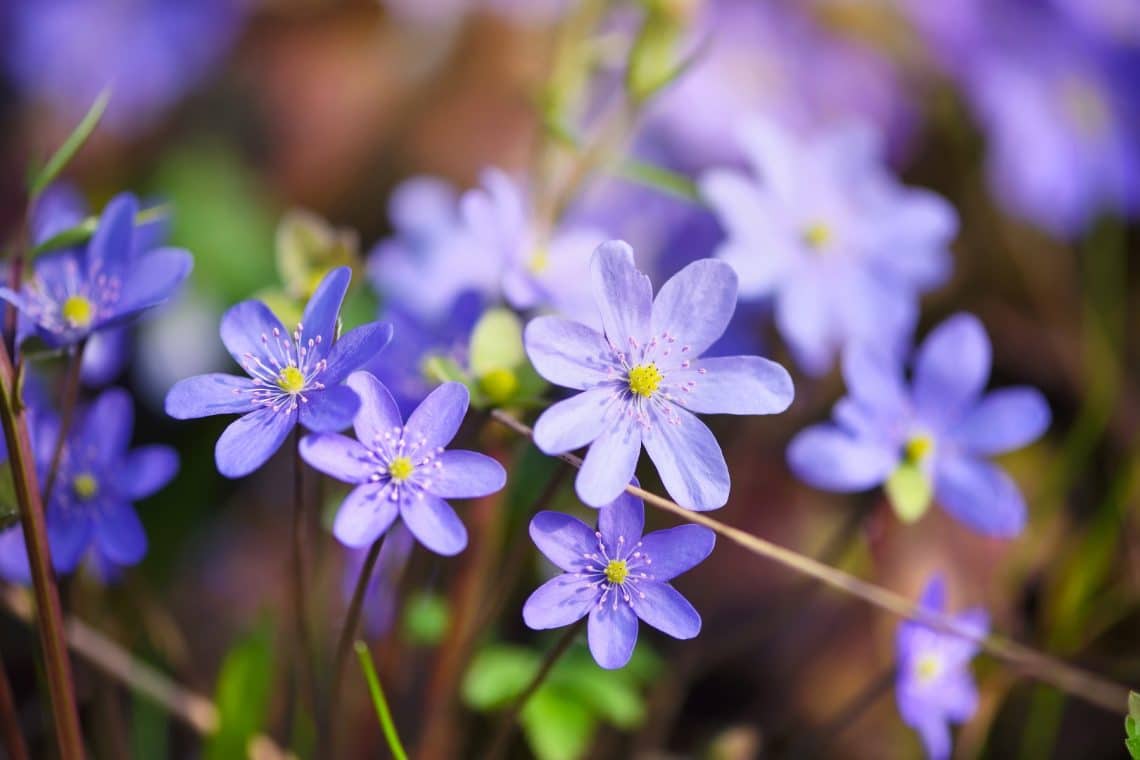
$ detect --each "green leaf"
[520,689,596,760]
[423,355,469,386]
[204,623,275,760]
[355,641,409,760]
[885,463,933,523]
[462,645,540,710]
[29,89,111,199]
[1130,690,1140,722]
[30,205,172,259]
[469,308,525,377]
[276,209,361,299]
[402,591,450,646]
[0,465,21,532]
[1127,734,1140,760]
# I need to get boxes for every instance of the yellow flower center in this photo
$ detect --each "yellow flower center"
[628,363,663,398]
[802,222,832,250]
[388,456,414,482]
[72,473,98,500]
[276,366,306,394]
[527,248,550,275]
[61,295,95,328]
[915,654,942,683]
[904,434,935,464]
[604,559,629,585]
[479,368,519,404]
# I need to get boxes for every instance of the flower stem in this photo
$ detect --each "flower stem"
[43,339,87,506]
[353,641,408,760]
[484,617,586,760]
[0,646,29,760]
[290,428,323,743]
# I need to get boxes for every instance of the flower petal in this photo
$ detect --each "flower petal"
[406,382,469,451]
[299,384,360,433]
[575,416,642,508]
[333,483,398,547]
[934,454,1026,538]
[651,259,738,361]
[910,714,952,760]
[95,502,147,566]
[637,525,715,581]
[165,373,257,419]
[775,272,836,376]
[951,387,1050,456]
[787,425,897,492]
[300,433,373,483]
[523,575,597,629]
[117,446,179,501]
[400,492,467,556]
[523,316,613,390]
[80,388,133,461]
[215,407,295,479]
[429,450,505,499]
[590,241,652,346]
[46,509,92,573]
[529,511,598,572]
[670,356,793,415]
[597,490,644,547]
[301,266,351,354]
[642,404,728,510]
[533,388,618,455]
[323,322,394,385]
[913,313,991,426]
[588,597,638,669]
[219,300,288,370]
[88,193,137,273]
[0,528,31,585]
[632,582,701,639]
[115,248,193,318]
[346,372,404,444]
[841,344,908,417]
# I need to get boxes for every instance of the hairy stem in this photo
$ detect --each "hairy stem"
[42,339,87,506]
[290,428,322,744]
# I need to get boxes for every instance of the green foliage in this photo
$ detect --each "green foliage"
[276,208,362,299]
[626,0,697,104]
[0,465,21,532]
[1127,692,1140,759]
[355,641,409,760]
[29,89,110,199]
[204,623,275,760]
[402,591,450,646]
[30,204,172,259]
[130,692,169,760]
[885,463,933,523]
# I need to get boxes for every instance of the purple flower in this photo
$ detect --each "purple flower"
[165,267,393,478]
[36,388,179,573]
[788,313,1050,537]
[522,490,714,669]
[1,193,192,349]
[343,523,415,636]
[701,119,957,376]
[300,373,506,556]
[896,575,988,760]
[525,241,794,510]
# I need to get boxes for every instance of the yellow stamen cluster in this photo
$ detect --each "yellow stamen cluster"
[276,366,306,394]
[72,473,98,500]
[388,456,415,482]
[915,654,941,683]
[604,559,629,585]
[628,363,663,398]
[527,249,550,275]
[62,296,95,328]
[904,434,934,464]
[802,222,832,250]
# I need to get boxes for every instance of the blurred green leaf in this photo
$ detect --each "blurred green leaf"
[1131,691,1140,722]
[30,205,171,259]
[885,464,932,523]
[0,465,21,532]
[131,692,169,760]
[402,591,450,646]
[204,622,275,760]
[520,689,596,760]
[276,209,361,299]
[29,89,110,199]
[552,666,644,729]
[469,309,525,377]
[355,641,409,760]
[424,355,469,386]
[462,645,540,709]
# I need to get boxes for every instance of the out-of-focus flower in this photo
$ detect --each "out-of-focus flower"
[381,0,572,27]
[343,523,415,637]
[788,313,1050,537]
[1,193,192,349]
[6,0,243,136]
[525,241,793,509]
[36,388,178,573]
[701,119,957,375]
[895,574,988,760]
[301,373,506,556]
[1052,0,1140,47]
[522,489,714,669]
[165,267,393,478]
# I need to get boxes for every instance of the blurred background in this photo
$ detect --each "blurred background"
[0,0,1138,758]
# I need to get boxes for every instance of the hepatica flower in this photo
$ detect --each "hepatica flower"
[701,119,956,375]
[788,313,1050,537]
[300,372,506,555]
[896,575,988,760]
[525,241,794,510]
[165,267,393,478]
[0,193,192,348]
[523,490,715,669]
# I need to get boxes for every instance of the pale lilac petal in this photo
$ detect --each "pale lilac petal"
[637,525,715,581]
[117,446,178,500]
[523,316,613,390]
[670,356,793,415]
[841,344,908,416]
[641,405,728,510]
[590,241,652,346]
[523,575,597,629]
[299,433,373,484]
[47,510,91,573]
[406,382,469,451]
[215,407,295,479]
[300,266,351,353]
[913,313,991,425]
[165,374,257,419]
[429,450,505,499]
[115,248,193,317]
[323,322,394,384]
[333,483,398,548]
[532,388,618,454]
[951,388,1050,456]
[939,670,980,723]
[346,372,404,445]
[400,492,467,556]
[299,384,360,433]
[912,714,951,760]
[88,193,137,273]
[775,273,835,376]
[934,454,1026,538]
[575,416,642,508]
[588,598,638,669]
[82,388,133,460]
[95,502,147,566]
[787,425,897,492]
[651,259,737,361]
[219,300,288,369]
[633,582,701,639]
[529,511,598,572]
[597,490,644,546]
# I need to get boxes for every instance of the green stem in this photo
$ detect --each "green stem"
[354,641,408,760]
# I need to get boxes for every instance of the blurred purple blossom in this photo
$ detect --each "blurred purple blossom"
[526,241,793,509]
[788,313,1050,538]
[381,0,572,26]
[343,523,415,637]
[523,489,714,669]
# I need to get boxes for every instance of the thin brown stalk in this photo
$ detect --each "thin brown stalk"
[0,645,29,760]
[290,429,322,742]
[42,339,87,506]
